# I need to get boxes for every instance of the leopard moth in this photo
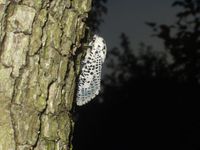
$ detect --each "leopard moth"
[76,34,107,106]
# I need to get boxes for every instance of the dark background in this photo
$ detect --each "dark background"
[73,0,200,149]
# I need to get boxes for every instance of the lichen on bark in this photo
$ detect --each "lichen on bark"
[0,0,92,149]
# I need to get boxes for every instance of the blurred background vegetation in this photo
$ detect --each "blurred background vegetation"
[73,0,200,150]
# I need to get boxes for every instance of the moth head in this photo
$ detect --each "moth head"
[92,34,107,63]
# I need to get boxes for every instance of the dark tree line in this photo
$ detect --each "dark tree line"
[105,0,200,86]
[73,0,200,150]
[145,0,200,84]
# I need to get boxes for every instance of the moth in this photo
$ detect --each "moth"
[76,34,107,106]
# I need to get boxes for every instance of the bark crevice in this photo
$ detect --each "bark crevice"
[32,80,56,149]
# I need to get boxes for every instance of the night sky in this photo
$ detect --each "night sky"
[100,0,177,50]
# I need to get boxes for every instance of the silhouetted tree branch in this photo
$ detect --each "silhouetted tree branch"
[147,0,200,84]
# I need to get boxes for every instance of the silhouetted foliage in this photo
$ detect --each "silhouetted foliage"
[104,33,170,87]
[147,0,200,84]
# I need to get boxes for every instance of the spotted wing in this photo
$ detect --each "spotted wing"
[76,53,104,106]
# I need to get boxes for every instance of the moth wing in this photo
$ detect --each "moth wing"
[76,59,102,106]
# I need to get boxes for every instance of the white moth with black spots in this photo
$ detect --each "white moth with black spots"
[76,34,107,106]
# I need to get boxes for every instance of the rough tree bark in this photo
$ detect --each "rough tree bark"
[0,0,92,149]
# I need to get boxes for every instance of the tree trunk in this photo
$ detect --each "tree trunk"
[0,0,92,149]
